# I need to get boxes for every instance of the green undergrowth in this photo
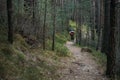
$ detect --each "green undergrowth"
[0,34,63,80]
[90,48,107,67]
[47,33,70,57]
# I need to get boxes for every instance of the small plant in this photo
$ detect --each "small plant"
[55,42,70,57]
[17,53,25,61]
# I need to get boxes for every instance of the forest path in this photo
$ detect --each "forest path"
[59,41,108,80]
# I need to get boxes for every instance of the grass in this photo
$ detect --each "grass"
[0,26,70,80]
[0,34,62,80]
[90,48,107,67]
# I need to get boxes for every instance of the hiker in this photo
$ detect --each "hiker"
[69,31,75,40]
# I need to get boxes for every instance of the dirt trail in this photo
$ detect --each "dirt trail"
[59,41,108,80]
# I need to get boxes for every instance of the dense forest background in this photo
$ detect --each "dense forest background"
[0,0,120,80]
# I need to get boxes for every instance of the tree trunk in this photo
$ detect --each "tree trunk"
[91,0,96,41]
[32,0,35,35]
[115,0,120,79]
[96,0,101,50]
[7,0,13,44]
[101,0,111,53]
[43,0,47,50]
[52,0,56,51]
[106,0,116,78]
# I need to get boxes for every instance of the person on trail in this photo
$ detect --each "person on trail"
[69,31,75,40]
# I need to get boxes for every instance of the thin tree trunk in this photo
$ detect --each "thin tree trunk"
[60,0,63,32]
[78,0,82,45]
[99,0,104,51]
[96,0,101,50]
[43,0,47,50]
[7,0,13,44]
[52,0,56,51]
[33,0,36,35]
[90,0,96,42]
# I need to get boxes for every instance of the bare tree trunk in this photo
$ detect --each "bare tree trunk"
[52,0,56,51]
[43,0,47,50]
[61,0,64,32]
[96,0,101,50]
[33,0,35,35]
[7,0,13,44]
[78,0,82,45]
[99,0,104,51]
[101,0,111,53]
[91,0,96,41]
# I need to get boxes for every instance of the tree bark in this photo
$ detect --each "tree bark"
[43,0,47,50]
[106,0,116,78]
[7,0,13,44]
[52,0,56,51]
[115,0,120,79]
[90,0,96,47]
[101,0,111,53]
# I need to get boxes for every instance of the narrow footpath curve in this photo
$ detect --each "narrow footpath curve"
[59,41,108,80]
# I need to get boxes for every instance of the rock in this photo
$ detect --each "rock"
[81,47,92,53]
[70,69,74,74]
[75,76,78,79]
[72,62,85,67]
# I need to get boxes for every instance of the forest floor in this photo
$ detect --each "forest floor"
[58,41,108,80]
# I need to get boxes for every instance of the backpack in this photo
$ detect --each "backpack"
[70,32,74,36]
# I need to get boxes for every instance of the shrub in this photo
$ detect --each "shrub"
[55,42,70,57]
[55,34,67,44]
